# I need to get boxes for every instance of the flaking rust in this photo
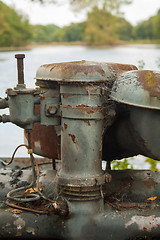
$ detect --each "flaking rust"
[24,123,61,159]
[68,134,77,144]
[138,70,160,99]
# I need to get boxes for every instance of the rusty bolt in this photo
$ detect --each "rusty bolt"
[15,54,25,85]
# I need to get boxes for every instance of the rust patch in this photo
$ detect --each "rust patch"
[63,105,101,114]
[107,63,137,73]
[138,70,160,99]
[34,104,40,115]
[68,134,77,144]
[64,105,72,109]
[40,95,45,101]
[24,123,61,159]
[51,62,106,77]
[37,61,138,85]
[64,123,68,130]
[63,94,69,98]
[143,178,156,189]
[76,105,102,114]
[84,120,91,126]
[99,151,102,160]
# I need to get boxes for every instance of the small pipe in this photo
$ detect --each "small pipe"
[15,54,25,85]
[0,98,8,109]
[0,114,10,123]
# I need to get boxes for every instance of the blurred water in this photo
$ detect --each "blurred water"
[0,44,159,167]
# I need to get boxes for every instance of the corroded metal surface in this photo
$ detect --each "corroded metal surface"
[110,70,160,109]
[3,55,160,239]
[24,123,61,159]
[24,102,61,159]
[36,61,137,83]
[0,169,159,239]
[59,83,106,199]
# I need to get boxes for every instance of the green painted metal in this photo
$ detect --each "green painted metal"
[40,88,60,126]
[58,82,106,202]
[2,56,160,239]
[6,86,40,129]
[110,70,160,110]
[0,168,159,239]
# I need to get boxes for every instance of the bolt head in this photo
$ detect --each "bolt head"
[15,54,25,59]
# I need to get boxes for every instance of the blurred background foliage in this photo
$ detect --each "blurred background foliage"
[0,1,159,47]
[0,2,32,46]
[111,158,160,171]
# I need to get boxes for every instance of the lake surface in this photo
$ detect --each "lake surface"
[0,44,160,169]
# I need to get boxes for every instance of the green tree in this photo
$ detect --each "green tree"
[29,0,133,46]
[145,158,159,172]
[85,7,117,45]
[32,24,60,43]
[60,22,85,42]
[0,2,32,47]
[115,17,133,41]
[133,9,160,40]
[70,0,132,15]
[112,159,133,170]
[30,0,132,15]
[154,9,160,39]
[133,18,154,40]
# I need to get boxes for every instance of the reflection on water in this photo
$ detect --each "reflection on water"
[0,44,159,161]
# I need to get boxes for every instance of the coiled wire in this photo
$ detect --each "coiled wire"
[1,131,44,203]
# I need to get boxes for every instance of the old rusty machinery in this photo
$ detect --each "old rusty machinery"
[0,54,160,239]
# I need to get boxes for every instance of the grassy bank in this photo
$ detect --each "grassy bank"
[0,40,160,52]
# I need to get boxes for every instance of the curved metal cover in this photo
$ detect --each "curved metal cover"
[36,60,137,83]
[110,70,160,110]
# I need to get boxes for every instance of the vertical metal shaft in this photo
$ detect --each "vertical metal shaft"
[15,54,25,85]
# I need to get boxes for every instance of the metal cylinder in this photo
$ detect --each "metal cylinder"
[58,84,106,200]
[59,85,104,187]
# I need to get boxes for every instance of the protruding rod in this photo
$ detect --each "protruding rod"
[0,114,10,123]
[15,54,25,85]
[0,98,8,109]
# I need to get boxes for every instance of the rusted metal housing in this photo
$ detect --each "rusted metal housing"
[3,56,160,240]
[27,61,137,159]
[35,60,137,83]
[34,61,138,200]
[110,70,160,109]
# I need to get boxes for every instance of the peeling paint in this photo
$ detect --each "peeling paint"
[125,215,160,231]
[68,134,77,144]
[26,226,36,235]
[14,217,25,230]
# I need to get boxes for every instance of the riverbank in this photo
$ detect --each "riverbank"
[0,40,160,52]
